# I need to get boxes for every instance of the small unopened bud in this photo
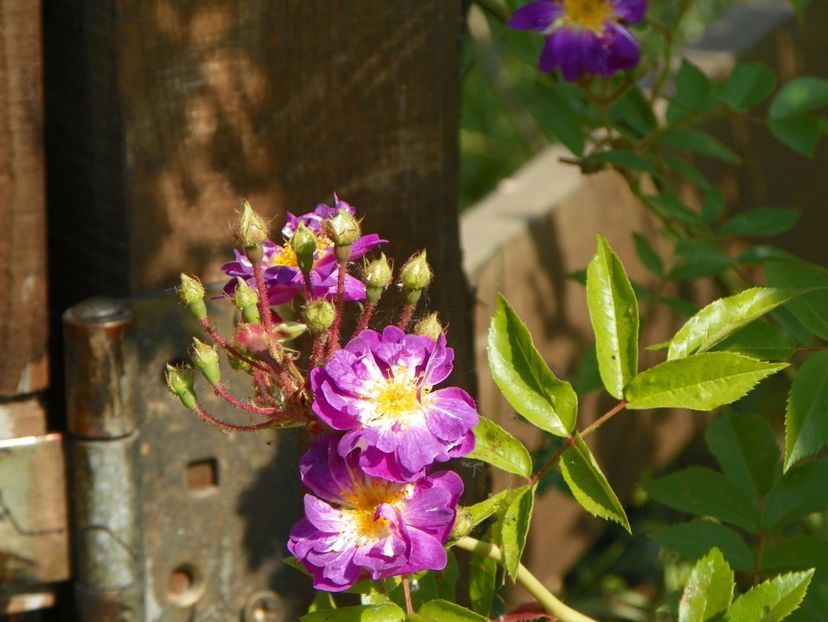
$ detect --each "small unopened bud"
[233,278,260,324]
[323,210,361,262]
[399,250,433,304]
[303,300,335,335]
[178,274,207,320]
[236,200,269,263]
[414,312,444,341]
[363,253,392,303]
[291,223,317,274]
[165,364,198,410]
[191,337,221,384]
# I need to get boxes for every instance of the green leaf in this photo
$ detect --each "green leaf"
[435,551,459,602]
[768,114,827,156]
[668,288,792,360]
[586,234,639,399]
[633,232,664,276]
[762,459,828,531]
[673,59,715,112]
[560,434,630,532]
[609,86,657,139]
[700,188,726,223]
[661,128,742,163]
[625,352,787,412]
[706,411,779,499]
[496,484,535,581]
[719,208,801,237]
[644,194,704,224]
[590,149,659,176]
[308,592,338,613]
[762,537,828,574]
[545,86,586,156]
[765,262,828,340]
[654,521,754,573]
[667,157,713,191]
[468,527,497,617]
[670,239,733,280]
[770,76,828,118]
[679,548,734,622]
[301,603,406,622]
[488,296,578,436]
[645,467,759,533]
[721,62,777,112]
[725,570,814,622]
[785,350,828,469]
[716,321,796,361]
[418,600,488,622]
[464,487,522,532]
[738,245,797,265]
[468,417,533,478]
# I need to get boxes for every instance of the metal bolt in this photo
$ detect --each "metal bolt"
[243,590,285,622]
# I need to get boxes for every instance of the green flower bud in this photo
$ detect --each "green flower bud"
[323,210,361,262]
[227,350,253,373]
[191,337,221,384]
[399,250,433,300]
[413,312,444,341]
[363,253,392,303]
[178,274,207,320]
[233,277,260,324]
[291,223,317,274]
[236,200,269,263]
[449,505,473,540]
[165,363,198,410]
[302,300,336,335]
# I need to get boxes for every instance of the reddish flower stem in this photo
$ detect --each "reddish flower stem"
[326,259,348,357]
[311,333,328,368]
[580,400,626,439]
[193,403,275,432]
[402,576,414,615]
[200,318,273,374]
[353,301,376,336]
[396,303,415,331]
[252,262,278,356]
[211,381,285,418]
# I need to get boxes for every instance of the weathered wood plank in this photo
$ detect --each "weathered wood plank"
[0,0,48,396]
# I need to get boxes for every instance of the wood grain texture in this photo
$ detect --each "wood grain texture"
[0,0,49,396]
[45,0,473,388]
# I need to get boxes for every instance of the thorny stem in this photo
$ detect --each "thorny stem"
[211,382,284,418]
[200,318,273,374]
[454,537,598,622]
[580,400,627,439]
[252,262,278,358]
[193,403,276,433]
[327,259,348,357]
[397,303,416,332]
[402,576,414,615]
[311,332,328,368]
[529,401,627,486]
[353,301,377,336]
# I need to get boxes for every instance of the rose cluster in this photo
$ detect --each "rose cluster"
[171,197,480,592]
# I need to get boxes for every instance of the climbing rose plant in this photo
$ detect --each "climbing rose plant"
[167,0,828,619]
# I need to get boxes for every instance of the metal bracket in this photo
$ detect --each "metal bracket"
[63,295,308,621]
[0,425,70,616]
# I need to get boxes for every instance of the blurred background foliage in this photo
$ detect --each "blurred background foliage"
[460,0,742,211]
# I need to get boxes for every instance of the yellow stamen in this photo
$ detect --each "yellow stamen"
[562,0,615,32]
[269,234,333,268]
[340,480,410,542]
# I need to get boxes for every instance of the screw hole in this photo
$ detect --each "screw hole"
[168,563,204,607]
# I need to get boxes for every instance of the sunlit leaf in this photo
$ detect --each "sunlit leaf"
[625,352,786,412]
[785,350,828,469]
[301,603,405,622]
[418,600,488,622]
[679,548,734,622]
[560,434,630,532]
[725,570,814,622]
[586,235,639,399]
[668,288,792,360]
[468,417,533,478]
[488,296,578,436]
[496,484,535,581]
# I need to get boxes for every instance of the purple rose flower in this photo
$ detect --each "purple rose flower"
[221,196,385,305]
[508,0,646,81]
[310,326,479,482]
[288,436,463,592]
